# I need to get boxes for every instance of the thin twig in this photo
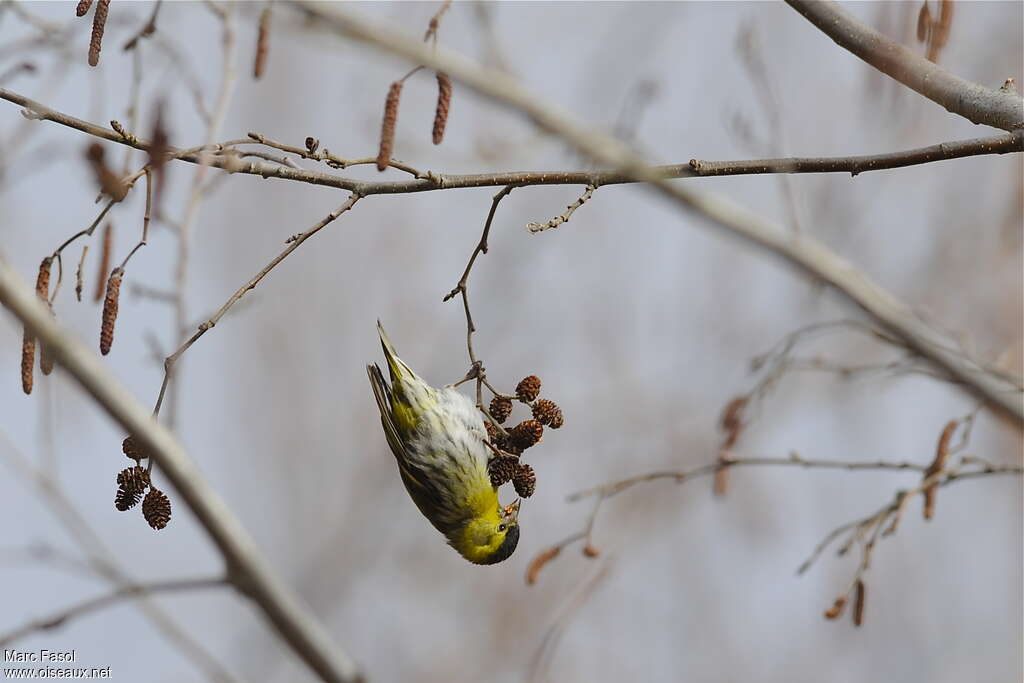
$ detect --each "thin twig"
[567,453,937,503]
[73,244,88,302]
[153,194,361,418]
[797,458,1022,583]
[0,576,226,647]
[123,0,163,51]
[120,169,152,269]
[243,131,425,176]
[526,493,605,585]
[52,198,116,260]
[443,186,514,411]
[526,185,595,233]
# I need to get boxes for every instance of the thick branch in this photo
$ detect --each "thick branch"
[293,3,1024,424]
[0,576,225,647]
[784,0,1024,131]
[0,88,1020,196]
[0,262,361,683]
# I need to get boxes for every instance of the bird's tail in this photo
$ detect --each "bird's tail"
[377,320,416,384]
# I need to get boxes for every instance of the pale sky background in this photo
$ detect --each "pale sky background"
[0,2,1021,682]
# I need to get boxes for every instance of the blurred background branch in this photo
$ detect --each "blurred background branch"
[785,0,1024,131]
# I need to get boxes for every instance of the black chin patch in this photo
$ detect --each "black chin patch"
[480,524,520,565]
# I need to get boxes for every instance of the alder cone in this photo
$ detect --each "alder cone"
[512,462,536,498]
[532,399,563,429]
[489,396,513,424]
[489,456,518,488]
[516,375,541,403]
[142,488,172,530]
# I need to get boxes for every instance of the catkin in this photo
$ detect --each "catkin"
[88,0,110,67]
[852,580,866,627]
[254,7,271,80]
[100,267,123,355]
[94,223,112,302]
[526,547,560,585]
[432,72,452,145]
[824,596,847,620]
[916,2,931,42]
[923,420,956,520]
[21,328,35,395]
[76,0,93,17]
[35,258,54,376]
[926,0,953,62]
[85,143,128,201]
[715,396,747,496]
[376,81,402,171]
[22,258,54,391]
[35,257,52,304]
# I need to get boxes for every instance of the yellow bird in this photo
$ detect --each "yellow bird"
[367,322,520,564]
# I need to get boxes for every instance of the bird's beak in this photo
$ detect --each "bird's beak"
[504,499,521,523]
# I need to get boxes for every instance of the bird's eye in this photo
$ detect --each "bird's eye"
[498,524,506,532]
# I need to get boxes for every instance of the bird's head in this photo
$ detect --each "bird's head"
[452,499,521,565]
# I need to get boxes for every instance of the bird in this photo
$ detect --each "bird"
[367,322,520,564]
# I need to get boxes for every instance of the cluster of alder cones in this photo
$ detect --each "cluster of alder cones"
[485,375,564,499]
[115,437,172,530]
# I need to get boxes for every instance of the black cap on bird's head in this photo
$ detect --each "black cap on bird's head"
[479,523,520,565]
[478,500,520,565]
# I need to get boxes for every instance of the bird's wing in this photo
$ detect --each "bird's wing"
[367,363,444,509]
[367,363,404,457]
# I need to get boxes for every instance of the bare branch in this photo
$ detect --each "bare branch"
[567,452,939,503]
[784,0,1024,131]
[1,89,1019,196]
[796,455,1021,581]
